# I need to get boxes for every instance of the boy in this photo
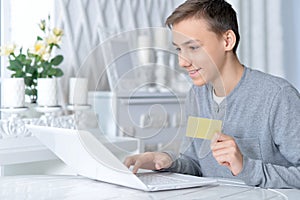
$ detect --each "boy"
[124,0,300,188]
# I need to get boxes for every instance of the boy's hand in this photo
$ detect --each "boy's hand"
[123,152,173,174]
[211,132,243,176]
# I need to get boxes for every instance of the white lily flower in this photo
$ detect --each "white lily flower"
[30,41,47,56]
[0,44,16,56]
[46,34,61,45]
[53,27,63,36]
[41,52,50,61]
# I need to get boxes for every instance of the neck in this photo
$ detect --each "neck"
[213,54,244,97]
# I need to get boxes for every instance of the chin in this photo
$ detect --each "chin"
[193,78,207,87]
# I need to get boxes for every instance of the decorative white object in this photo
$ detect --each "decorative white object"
[0,107,28,138]
[1,78,25,108]
[37,78,57,106]
[69,78,88,105]
[35,105,62,127]
[138,34,151,64]
[155,51,167,88]
[154,29,168,49]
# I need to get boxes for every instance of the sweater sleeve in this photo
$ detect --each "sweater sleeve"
[236,86,300,188]
[164,137,202,176]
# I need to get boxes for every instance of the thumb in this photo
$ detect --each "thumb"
[211,132,221,144]
[155,163,162,170]
[153,153,172,170]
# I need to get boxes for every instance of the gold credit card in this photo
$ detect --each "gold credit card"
[186,117,223,140]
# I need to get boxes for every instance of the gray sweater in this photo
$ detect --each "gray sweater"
[166,66,300,189]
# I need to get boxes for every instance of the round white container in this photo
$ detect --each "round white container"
[1,78,25,108]
[69,77,88,105]
[37,78,57,106]
[138,35,151,64]
[154,29,168,49]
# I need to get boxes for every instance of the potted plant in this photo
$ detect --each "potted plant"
[0,16,64,105]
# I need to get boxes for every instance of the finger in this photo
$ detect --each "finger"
[217,132,233,141]
[221,161,230,167]
[132,160,143,174]
[211,132,221,144]
[155,163,162,170]
[123,156,136,168]
[154,158,169,170]
[214,153,243,175]
[212,147,236,158]
[213,153,231,165]
[211,132,227,148]
[213,147,242,164]
[153,157,164,170]
[211,139,237,151]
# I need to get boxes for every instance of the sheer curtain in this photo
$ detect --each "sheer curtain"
[54,0,184,105]
[282,0,300,90]
[228,0,284,78]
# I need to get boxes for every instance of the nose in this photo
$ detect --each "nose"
[178,53,192,68]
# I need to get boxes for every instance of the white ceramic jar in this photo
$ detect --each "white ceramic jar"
[1,78,25,108]
[37,78,57,106]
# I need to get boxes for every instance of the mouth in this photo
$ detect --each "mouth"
[188,68,202,76]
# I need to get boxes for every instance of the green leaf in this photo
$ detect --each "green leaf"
[24,59,32,66]
[24,77,34,86]
[55,68,64,77]
[28,66,37,74]
[50,55,63,66]
[7,66,17,72]
[40,63,47,70]
[48,68,57,76]
[37,36,43,41]
[9,60,23,71]
[25,89,32,96]
[53,44,60,49]
[16,54,26,62]
[27,52,35,58]
[40,72,48,78]
[14,70,25,77]
[25,88,35,96]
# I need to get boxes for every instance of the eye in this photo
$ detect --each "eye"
[189,46,200,51]
[175,47,181,52]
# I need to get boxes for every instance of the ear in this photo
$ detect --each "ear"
[223,30,236,52]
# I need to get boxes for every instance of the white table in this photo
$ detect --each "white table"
[0,175,298,199]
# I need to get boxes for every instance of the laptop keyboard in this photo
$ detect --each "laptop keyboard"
[137,173,189,185]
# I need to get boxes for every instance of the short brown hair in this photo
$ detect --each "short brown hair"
[166,0,240,54]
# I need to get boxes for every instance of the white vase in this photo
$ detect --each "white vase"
[138,34,151,64]
[1,78,25,108]
[69,77,88,105]
[37,78,57,106]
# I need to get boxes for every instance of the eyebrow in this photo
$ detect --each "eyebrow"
[172,39,200,46]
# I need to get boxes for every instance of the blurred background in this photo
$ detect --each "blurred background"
[1,0,299,92]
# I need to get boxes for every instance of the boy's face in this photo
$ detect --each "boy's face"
[172,18,225,86]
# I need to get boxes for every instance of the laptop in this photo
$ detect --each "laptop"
[27,125,217,191]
